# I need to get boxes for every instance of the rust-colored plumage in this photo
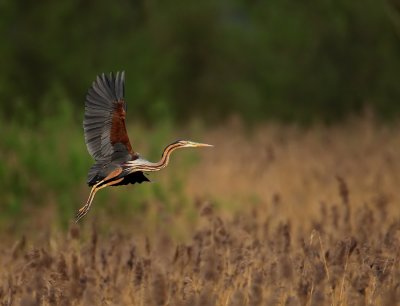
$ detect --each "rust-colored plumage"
[110,100,134,154]
[76,71,212,222]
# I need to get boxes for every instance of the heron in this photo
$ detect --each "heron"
[76,71,212,222]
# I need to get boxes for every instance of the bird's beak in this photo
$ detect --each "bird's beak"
[190,142,213,148]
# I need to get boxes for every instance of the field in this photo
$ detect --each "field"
[1,117,400,305]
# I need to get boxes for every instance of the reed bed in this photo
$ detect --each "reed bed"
[1,118,400,305]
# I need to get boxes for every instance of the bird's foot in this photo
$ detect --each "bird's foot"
[75,205,89,223]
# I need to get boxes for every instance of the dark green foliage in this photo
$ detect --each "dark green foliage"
[1,0,400,123]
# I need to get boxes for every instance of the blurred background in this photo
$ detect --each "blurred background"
[1,0,400,232]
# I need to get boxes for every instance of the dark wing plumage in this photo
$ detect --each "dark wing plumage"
[84,71,137,183]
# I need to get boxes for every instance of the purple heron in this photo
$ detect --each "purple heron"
[76,71,212,222]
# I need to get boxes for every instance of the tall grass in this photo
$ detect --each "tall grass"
[1,115,400,304]
[1,174,399,305]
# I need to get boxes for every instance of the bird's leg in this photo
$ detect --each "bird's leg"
[77,175,110,218]
[76,168,123,222]
[84,179,104,208]
[76,184,103,223]
[76,177,124,222]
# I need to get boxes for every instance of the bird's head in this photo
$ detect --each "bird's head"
[174,140,213,148]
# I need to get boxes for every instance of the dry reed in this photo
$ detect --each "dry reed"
[1,119,400,305]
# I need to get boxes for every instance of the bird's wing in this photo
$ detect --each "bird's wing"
[84,71,136,162]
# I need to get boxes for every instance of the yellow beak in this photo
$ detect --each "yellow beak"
[190,142,213,148]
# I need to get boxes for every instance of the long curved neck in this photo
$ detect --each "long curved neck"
[153,142,182,169]
[130,142,182,173]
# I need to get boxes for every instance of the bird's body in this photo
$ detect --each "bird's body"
[76,71,212,222]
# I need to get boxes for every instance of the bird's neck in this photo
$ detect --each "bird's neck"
[153,142,181,169]
[132,142,181,172]
[125,142,183,173]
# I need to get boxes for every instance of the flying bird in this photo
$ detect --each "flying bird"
[76,71,212,222]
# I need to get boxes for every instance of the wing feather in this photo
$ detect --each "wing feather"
[83,71,135,165]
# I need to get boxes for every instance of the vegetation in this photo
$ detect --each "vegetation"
[3,194,399,305]
[1,0,400,123]
[2,1,400,304]
[1,118,400,304]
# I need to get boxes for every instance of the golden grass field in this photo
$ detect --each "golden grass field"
[1,118,400,305]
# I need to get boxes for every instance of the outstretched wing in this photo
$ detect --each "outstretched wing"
[84,71,136,162]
